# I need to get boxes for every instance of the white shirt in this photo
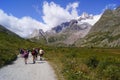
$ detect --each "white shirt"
[39,49,44,54]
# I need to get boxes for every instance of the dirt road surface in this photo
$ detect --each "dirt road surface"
[0,55,57,80]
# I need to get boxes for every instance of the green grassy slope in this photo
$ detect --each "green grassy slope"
[0,25,42,67]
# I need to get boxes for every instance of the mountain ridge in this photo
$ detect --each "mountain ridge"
[75,7,120,48]
[29,12,94,46]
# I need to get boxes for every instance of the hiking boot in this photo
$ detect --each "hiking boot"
[40,58,42,61]
[33,61,35,64]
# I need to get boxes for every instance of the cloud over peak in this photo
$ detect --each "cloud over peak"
[0,1,102,38]
[0,1,80,37]
[0,9,47,37]
[42,1,79,29]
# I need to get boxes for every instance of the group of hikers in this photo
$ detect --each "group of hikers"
[19,48,45,64]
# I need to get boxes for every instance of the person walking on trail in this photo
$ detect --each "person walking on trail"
[23,50,29,64]
[39,48,45,61]
[19,48,24,57]
[31,48,36,64]
[35,48,39,60]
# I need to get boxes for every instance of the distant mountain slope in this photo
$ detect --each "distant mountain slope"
[28,12,97,46]
[0,25,20,37]
[75,7,120,48]
[46,20,92,46]
[52,21,70,33]
[28,29,47,44]
[0,24,25,48]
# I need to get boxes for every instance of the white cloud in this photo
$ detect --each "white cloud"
[0,9,47,38]
[0,1,102,38]
[66,2,79,17]
[42,1,79,30]
[0,1,80,38]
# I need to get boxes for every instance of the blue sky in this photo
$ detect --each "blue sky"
[0,0,120,37]
[0,0,119,21]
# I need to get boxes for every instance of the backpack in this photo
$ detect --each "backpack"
[20,49,24,54]
[35,49,39,55]
[32,50,36,55]
[23,52,28,58]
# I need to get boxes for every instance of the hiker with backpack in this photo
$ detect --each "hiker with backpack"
[39,48,45,61]
[35,48,39,60]
[31,48,36,64]
[23,49,29,64]
[19,48,24,57]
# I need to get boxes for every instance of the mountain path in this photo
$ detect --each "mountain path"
[0,54,57,80]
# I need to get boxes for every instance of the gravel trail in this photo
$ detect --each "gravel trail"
[0,55,57,80]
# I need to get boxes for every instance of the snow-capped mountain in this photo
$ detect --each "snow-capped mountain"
[77,12,93,21]
[28,12,101,46]
[51,12,94,33]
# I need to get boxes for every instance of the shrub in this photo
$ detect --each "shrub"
[85,55,99,68]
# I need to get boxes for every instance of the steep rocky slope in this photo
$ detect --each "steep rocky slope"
[75,7,120,48]
[46,20,92,46]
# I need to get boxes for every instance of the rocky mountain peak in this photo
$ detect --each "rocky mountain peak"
[78,12,93,21]
[28,29,45,39]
